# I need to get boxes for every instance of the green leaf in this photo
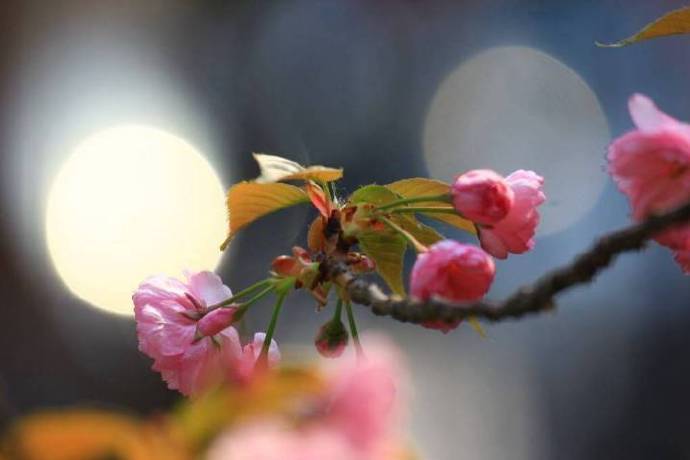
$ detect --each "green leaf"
[357,231,407,296]
[222,182,309,249]
[350,183,444,247]
[597,6,690,48]
[394,214,444,246]
[385,178,476,235]
[349,184,400,206]
[253,153,343,183]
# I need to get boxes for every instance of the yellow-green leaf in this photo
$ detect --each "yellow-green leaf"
[394,214,444,246]
[467,316,487,338]
[222,182,309,249]
[597,6,690,48]
[385,177,450,199]
[357,231,407,296]
[385,178,476,235]
[350,184,399,205]
[253,153,343,183]
[350,184,441,250]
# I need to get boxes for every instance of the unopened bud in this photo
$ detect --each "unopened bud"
[197,307,237,337]
[314,318,349,358]
[451,169,514,225]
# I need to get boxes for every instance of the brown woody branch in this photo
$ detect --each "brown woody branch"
[320,200,690,326]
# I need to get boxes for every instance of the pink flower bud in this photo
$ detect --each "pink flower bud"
[314,319,349,358]
[271,247,318,285]
[451,169,514,225]
[410,241,495,333]
[272,255,301,277]
[197,307,237,337]
[347,252,376,273]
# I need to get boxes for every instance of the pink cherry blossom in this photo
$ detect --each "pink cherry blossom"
[235,332,281,382]
[133,271,242,396]
[325,335,404,453]
[451,169,515,225]
[608,94,690,273]
[478,170,545,259]
[410,240,495,332]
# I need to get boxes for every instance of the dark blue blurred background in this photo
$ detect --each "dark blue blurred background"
[2,1,690,458]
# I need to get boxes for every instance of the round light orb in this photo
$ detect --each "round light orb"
[46,125,227,316]
[423,46,610,235]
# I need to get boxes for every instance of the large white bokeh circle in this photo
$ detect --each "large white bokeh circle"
[46,125,227,315]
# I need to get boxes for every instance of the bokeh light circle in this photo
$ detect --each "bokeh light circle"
[46,125,227,316]
[423,46,610,235]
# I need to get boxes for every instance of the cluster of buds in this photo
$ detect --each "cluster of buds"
[271,246,375,308]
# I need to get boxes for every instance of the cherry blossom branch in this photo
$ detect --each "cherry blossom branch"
[320,200,690,325]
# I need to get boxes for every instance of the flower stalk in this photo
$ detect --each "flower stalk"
[258,290,289,365]
[344,301,364,358]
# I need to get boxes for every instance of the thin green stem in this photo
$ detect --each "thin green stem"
[379,215,428,253]
[389,207,459,215]
[333,297,343,320]
[232,285,275,320]
[344,301,364,358]
[376,193,452,211]
[259,290,288,363]
[207,278,273,310]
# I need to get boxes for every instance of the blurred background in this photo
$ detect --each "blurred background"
[2,1,690,458]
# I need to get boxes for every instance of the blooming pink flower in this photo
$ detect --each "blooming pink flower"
[451,169,515,225]
[608,94,690,273]
[133,271,243,396]
[478,170,545,259]
[410,240,495,332]
[235,332,281,382]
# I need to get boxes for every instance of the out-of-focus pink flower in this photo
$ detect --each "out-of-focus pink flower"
[207,421,356,460]
[478,170,545,259]
[325,335,404,453]
[133,271,242,396]
[314,318,349,358]
[207,334,407,459]
[608,94,690,273]
[410,240,495,332]
[451,169,515,225]
[235,332,281,382]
